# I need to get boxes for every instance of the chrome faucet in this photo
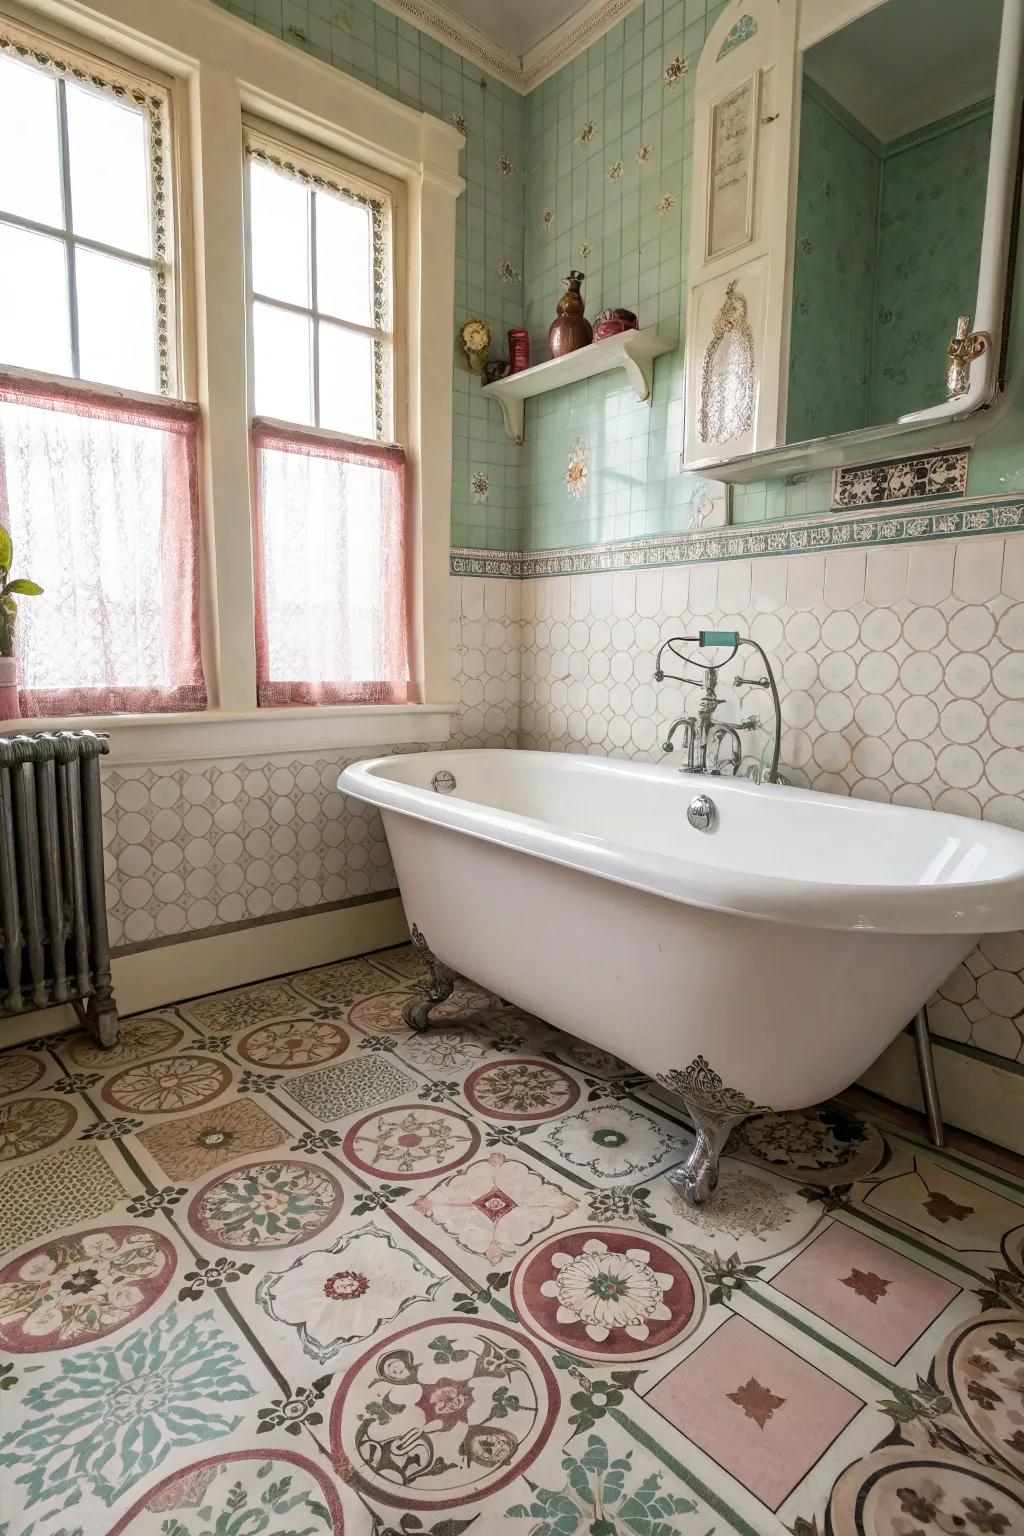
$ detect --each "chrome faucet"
[655,630,782,782]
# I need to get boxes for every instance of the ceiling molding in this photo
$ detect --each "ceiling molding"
[372,0,645,93]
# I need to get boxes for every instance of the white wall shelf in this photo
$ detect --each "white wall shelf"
[482,329,675,444]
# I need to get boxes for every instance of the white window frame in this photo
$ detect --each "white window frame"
[2,0,464,760]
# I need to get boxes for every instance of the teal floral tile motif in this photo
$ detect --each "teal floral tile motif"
[284,1055,417,1121]
[0,1305,253,1511]
[717,14,757,60]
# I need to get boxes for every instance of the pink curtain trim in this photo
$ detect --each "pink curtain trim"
[1,371,207,717]
[252,420,410,709]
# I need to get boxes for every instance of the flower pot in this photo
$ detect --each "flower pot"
[0,656,20,721]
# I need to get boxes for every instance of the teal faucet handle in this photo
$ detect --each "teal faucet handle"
[698,629,740,648]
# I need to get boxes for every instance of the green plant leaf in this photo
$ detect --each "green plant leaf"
[0,526,11,574]
[4,580,42,597]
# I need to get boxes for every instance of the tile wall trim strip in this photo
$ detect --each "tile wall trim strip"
[450,494,1024,578]
[112,887,400,956]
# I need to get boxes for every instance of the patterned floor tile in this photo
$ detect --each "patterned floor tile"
[770,1221,960,1364]
[645,1313,863,1510]
[284,1055,417,1122]
[1,943,1023,1536]
[137,1098,289,1180]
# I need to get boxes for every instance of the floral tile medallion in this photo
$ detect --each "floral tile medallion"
[188,1158,344,1249]
[329,1316,559,1509]
[108,1449,346,1534]
[413,1152,578,1264]
[827,1446,1024,1536]
[935,1310,1024,1477]
[66,1016,183,1068]
[236,1019,350,1069]
[0,1097,77,1161]
[138,1099,288,1181]
[645,1313,861,1510]
[463,1058,581,1121]
[545,1031,634,1078]
[771,1221,959,1365]
[0,1227,176,1351]
[285,1057,416,1122]
[343,1103,480,1180]
[0,1304,254,1510]
[348,987,420,1034]
[0,1144,127,1252]
[540,1104,684,1186]
[665,1165,822,1259]
[180,981,301,1032]
[288,958,401,1010]
[257,1221,445,1362]
[735,1106,885,1185]
[510,1227,702,1363]
[397,1027,490,1072]
[101,1055,232,1115]
[0,1053,45,1097]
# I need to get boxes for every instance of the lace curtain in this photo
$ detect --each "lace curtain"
[252,419,409,707]
[0,372,206,716]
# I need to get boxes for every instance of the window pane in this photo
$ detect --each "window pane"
[66,82,151,257]
[253,301,313,425]
[0,223,70,373]
[0,55,63,228]
[77,248,157,393]
[315,191,374,326]
[250,160,310,306]
[319,322,376,438]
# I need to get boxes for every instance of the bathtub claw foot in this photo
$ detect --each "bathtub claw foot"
[667,1114,737,1206]
[403,924,456,1031]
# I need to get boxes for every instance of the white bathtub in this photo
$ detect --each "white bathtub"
[339,748,1024,1201]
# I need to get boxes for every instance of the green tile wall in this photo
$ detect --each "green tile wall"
[214,0,527,550]
[213,0,1024,552]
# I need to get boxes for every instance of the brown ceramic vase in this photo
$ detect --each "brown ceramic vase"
[548,271,593,357]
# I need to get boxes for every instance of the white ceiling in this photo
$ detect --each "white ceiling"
[426,0,589,58]
[805,0,1002,142]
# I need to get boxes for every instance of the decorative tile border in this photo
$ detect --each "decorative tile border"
[831,447,970,509]
[451,495,1024,579]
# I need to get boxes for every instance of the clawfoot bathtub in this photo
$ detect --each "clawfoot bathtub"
[339,749,1024,1203]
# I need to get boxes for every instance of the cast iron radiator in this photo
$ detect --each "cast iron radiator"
[0,730,118,1046]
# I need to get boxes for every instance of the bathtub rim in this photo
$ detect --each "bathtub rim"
[339,748,1024,937]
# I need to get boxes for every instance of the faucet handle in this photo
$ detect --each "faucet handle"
[737,714,761,731]
[735,674,769,689]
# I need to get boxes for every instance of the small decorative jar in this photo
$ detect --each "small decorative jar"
[594,308,638,340]
[508,328,530,373]
[549,271,593,358]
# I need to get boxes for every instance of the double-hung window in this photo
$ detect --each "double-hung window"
[0,25,205,716]
[245,128,410,707]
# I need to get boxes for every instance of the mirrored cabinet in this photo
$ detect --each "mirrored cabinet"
[682,0,1024,481]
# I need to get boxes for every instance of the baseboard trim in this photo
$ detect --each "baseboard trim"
[0,896,410,1044]
[860,1030,1024,1157]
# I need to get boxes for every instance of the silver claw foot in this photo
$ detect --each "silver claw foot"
[666,1110,742,1206]
[657,1055,769,1207]
[402,924,456,1032]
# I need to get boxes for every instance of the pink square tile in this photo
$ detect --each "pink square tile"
[770,1222,959,1365]
[645,1314,861,1511]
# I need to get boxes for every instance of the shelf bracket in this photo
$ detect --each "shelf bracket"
[494,394,524,446]
[621,340,656,404]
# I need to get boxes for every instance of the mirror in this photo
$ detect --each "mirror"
[681,0,1024,480]
[788,0,1001,442]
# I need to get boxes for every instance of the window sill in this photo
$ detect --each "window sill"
[9,703,458,767]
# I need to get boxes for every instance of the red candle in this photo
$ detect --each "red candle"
[508,328,530,373]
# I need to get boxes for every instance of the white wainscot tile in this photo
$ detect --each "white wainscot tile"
[717,558,751,613]
[661,564,689,618]
[823,550,866,610]
[953,537,1004,602]
[688,561,718,614]
[907,541,954,603]
[750,554,787,612]
[865,545,909,607]
[786,552,825,610]
[635,567,664,618]
[1002,531,1024,597]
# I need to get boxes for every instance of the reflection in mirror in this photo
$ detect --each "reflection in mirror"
[786,0,1002,444]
